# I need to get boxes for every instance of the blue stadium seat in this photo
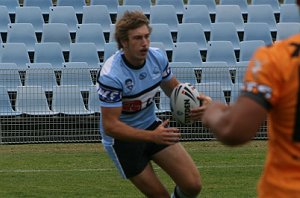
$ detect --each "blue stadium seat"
[283,0,296,3]
[15,7,44,34]
[69,43,101,68]
[41,23,72,52]
[75,24,106,52]
[156,0,185,15]
[210,22,240,51]
[90,0,119,16]
[123,0,151,15]
[82,5,112,35]
[239,40,265,62]
[150,24,174,51]
[177,23,208,52]
[156,89,171,114]
[0,85,21,116]
[200,67,233,91]
[0,0,20,15]
[206,41,237,67]
[279,4,300,23]
[170,62,198,84]
[234,65,247,84]
[219,0,248,15]
[104,42,118,62]
[215,5,244,32]
[16,85,58,116]
[251,0,280,15]
[116,5,143,21]
[276,22,300,40]
[6,23,37,52]
[243,22,273,46]
[0,6,10,36]
[52,85,93,115]
[187,0,216,16]
[24,63,57,91]
[150,5,179,33]
[150,42,168,58]
[88,85,101,114]
[23,0,53,15]
[195,82,227,104]
[247,5,277,32]
[48,6,78,33]
[230,83,243,104]
[34,42,65,68]
[1,43,30,68]
[56,0,86,15]
[182,5,212,33]
[172,42,203,67]
[0,63,22,91]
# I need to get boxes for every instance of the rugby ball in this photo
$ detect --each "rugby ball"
[170,83,200,125]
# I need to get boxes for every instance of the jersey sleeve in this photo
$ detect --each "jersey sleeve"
[153,48,173,81]
[242,44,291,110]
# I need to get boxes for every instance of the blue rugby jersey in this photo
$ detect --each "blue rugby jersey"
[96,47,173,145]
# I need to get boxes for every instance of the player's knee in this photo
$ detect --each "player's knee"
[145,188,169,198]
[180,179,202,197]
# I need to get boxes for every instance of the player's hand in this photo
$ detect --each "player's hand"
[189,93,212,121]
[152,119,180,145]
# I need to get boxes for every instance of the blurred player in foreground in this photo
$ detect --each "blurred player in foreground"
[96,11,211,197]
[200,1,300,197]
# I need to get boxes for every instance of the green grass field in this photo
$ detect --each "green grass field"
[0,141,266,198]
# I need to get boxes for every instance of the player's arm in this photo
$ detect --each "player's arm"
[101,106,180,145]
[202,95,267,146]
[160,76,180,97]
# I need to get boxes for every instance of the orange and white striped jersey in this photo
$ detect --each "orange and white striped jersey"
[243,33,300,197]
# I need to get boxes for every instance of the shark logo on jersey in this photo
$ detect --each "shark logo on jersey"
[125,79,134,91]
[139,72,147,80]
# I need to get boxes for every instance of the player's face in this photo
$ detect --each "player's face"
[122,25,150,66]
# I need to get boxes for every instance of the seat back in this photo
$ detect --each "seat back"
[34,42,65,68]
[247,5,277,32]
[69,43,101,68]
[276,22,300,41]
[0,63,22,91]
[1,43,30,68]
[48,6,78,32]
[206,41,237,67]
[239,40,265,62]
[150,5,179,32]
[172,42,203,67]
[215,5,244,32]
[243,22,273,46]
[0,85,21,116]
[279,4,300,23]
[150,24,174,51]
[15,7,44,33]
[182,5,211,32]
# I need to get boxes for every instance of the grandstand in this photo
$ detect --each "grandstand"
[0,0,294,144]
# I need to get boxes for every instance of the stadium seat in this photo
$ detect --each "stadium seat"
[48,6,78,33]
[150,24,174,51]
[24,63,57,91]
[206,41,237,68]
[23,0,53,16]
[156,0,185,15]
[251,0,280,15]
[75,24,106,52]
[41,23,72,52]
[182,5,212,33]
[247,5,277,32]
[0,0,20,16]
[239,40,265,62]
[16,85,58,116]
[69,43,101,68]
[219,0,248,15]
[123,0,151,15]
[150,5,179,33]
[90,0,119,16]
[187,0,216,16]
[34,42,65,68]
[276,22,300,41]
[150,42,168,58]
[88,85,100,114]
[284,0,296,3]
[103,42,118,62]
[108,24,116,43]
[176,23,208,52]
[1,43,30,68]
[195,82,227,104]
[156,89,171,114]
[116,5,143,21]
[0,85,21,116]
[243,23,273,46]
[60,62,94,91]
[200,67,233,91]
[230,83,243,104]
[279,4,300,23]
[82,5,112,36]
[52,85,93,115]
[215,5,245,32]
[0,63,22,91]
[234,65,247,84]
[172,42,203,67]
[56,0,86,15]
[15,7,44,34]
[6,23,37,52]
[0,6,11,36]
[210,22,240,51]
[170,62,198,84]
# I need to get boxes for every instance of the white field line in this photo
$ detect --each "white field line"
[0,164,263,173]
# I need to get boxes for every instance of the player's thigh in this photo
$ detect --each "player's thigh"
[129,163,169,197]
[152,143,201,187]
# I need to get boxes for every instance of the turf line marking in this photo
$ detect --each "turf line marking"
[0,164,263,173]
